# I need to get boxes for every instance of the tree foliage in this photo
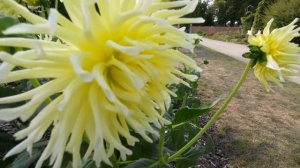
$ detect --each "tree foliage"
[263,0,300,28]
[263,0,300,44]
[212,0,260,26]
[252,0,276,32]
[186,0,214,26]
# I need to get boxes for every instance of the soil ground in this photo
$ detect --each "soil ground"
[195,46,300,168]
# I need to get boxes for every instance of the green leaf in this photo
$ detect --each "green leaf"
[203,59,209,65]
[175,145,206,168]
[0,132,19,157]
[0,86,24,108]
[186,97,201,108]
[0,16,25,54]
[172,98,219,125]
[167,118,200,152]
[194,38,200,45]
[0,132,19,167]
[8,141,48,168]
[0,86,17,97]
[0,16,19,37]
[82,159,97,168]
[248,45,261,53]
[8,150,43,168]
[125,133,159,161]
[242,52,256,59]
[61,152,72,168]
[124,158,158,168]
[204,134,215,154]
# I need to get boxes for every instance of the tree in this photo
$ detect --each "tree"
[252,0,276,31]
[186,0,214,26]
[212,0,260,26]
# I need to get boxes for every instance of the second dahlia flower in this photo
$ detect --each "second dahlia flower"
[248,18,300,91]
[0,0,203,167]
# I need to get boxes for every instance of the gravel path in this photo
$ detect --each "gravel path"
[200,37,300,84]
[200,38,249,63]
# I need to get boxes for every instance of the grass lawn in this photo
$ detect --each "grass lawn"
[195,46,300,168]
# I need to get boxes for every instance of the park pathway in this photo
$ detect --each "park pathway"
[200,37,300,84]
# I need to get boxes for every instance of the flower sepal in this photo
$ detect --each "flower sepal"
[243,45,267,67]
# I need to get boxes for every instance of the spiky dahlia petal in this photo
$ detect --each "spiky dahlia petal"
[248,18,300,91]
[0,0,203,167]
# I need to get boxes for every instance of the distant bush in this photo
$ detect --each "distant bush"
[197,29,207,36]
[252,0,275,32]
[263,0,300,44]
[241,13,255,34]
[263,0,300,27]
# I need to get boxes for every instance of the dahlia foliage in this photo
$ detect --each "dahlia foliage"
[0,0,203,167]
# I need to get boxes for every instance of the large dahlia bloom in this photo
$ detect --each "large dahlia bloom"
[248,18,300,91]
[0,0,203,167]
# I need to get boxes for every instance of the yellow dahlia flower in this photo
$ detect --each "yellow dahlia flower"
[248,18,300,91]
[0,0,203,167]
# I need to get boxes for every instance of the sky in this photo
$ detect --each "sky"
[201,0,214,5]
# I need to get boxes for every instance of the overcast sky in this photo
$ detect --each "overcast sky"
[201,0,214,5]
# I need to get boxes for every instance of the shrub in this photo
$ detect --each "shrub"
[252,0,276,32]
[263,0,300,28]
[197,29,207,36]
[241,13,255,34]
[263,0,300,44]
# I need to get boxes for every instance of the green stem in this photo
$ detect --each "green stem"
[180,93,188,109]
[158,126,166,167]
[110,154,119,168]
[117,161,135,165]
[167,59,255,162]
[55,0,59,10]
[30,79,41,88]
[30,79,52,104]
[39,6,46,18]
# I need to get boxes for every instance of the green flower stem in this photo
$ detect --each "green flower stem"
[30,79,41,88]
[55,0,59,10]
[110,154,119,168]
[180,93,188,109]
[158,126,166,167]
[118,161,136,165]
[30,79,52,104]
[167,59,255,162]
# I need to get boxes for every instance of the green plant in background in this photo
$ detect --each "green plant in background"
[0,0,299,168]
[245,0,300,44]
[207,31,248,44]
[263,0,300,44]
[211,0,260,26]
[241,13,255,34]
[0,17,18,54]
[252,0,276,32]
[263,0,300,28]
[196,29,207,36]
